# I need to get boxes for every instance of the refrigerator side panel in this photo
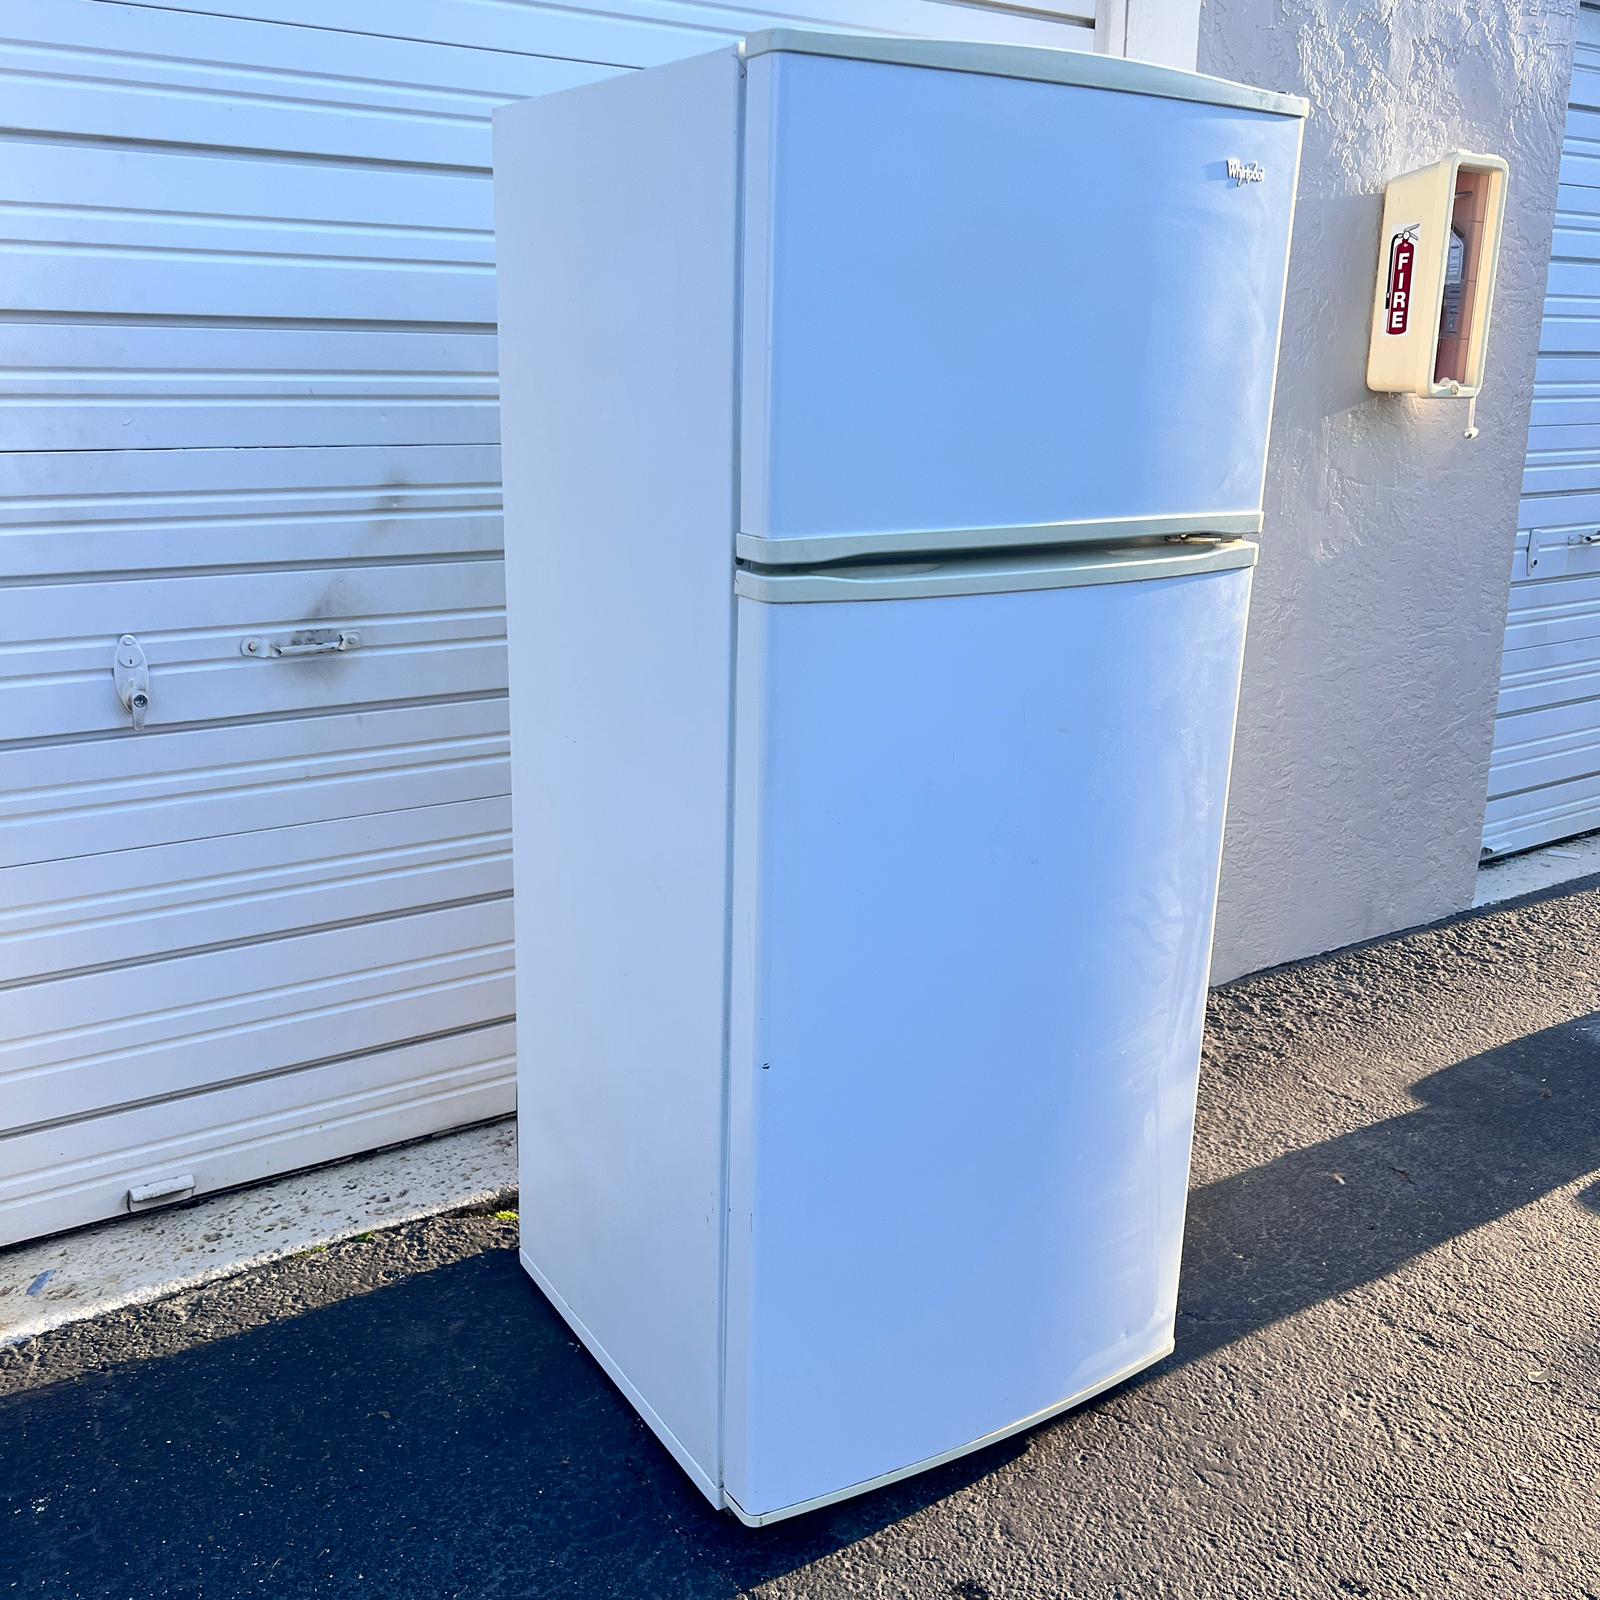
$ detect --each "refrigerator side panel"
[724,567,1252,1522]
[740,51,1303,560]
[492,53,742,1501]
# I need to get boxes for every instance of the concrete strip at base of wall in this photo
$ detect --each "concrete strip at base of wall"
[0,1119,516,1346]
[1475,833,1600,910]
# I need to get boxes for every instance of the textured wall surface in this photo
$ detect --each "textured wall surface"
[1200,0,1579,981]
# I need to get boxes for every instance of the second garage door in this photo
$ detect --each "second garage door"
[1484,4,1600,857]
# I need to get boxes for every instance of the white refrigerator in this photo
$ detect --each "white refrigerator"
[493,31,1305,1526]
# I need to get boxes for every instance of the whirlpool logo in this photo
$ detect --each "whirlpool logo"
[1226,157,1265,186]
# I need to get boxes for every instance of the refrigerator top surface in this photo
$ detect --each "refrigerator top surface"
[739,29,1310,121]
[735,537,1259,603]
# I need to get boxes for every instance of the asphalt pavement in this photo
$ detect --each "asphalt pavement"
[3,880,1598,1599]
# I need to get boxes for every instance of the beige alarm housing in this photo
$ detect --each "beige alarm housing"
[1367,151,1508,399]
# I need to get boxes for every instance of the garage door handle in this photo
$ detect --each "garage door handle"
[127,1174,195,1211]
[113,634,150,732]
[241,630,362,658]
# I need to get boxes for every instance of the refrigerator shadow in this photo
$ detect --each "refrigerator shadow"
[0,1245,1028,1600]
[1169,1011,1600,1368]
[3,1014,1594,1599]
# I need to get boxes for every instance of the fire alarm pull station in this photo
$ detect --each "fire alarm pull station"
[1367,151,1508,438]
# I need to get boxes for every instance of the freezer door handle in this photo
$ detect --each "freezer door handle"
[734,539,1258,604]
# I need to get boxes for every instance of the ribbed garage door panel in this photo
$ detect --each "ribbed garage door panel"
[98,0,1094,57]
[0,1025,517,1251]
[1485,7,1600,857]
[0,0,1095,1245]
[0,0,536,1242]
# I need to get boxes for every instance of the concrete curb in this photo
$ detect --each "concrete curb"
[1475,831,1600,908]
[0,1118,517,1346]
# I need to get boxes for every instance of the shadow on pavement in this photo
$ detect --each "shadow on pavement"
[1174,1012,1600,1366]
[1,1242,1025,1598]
[3,1015,1596,1597]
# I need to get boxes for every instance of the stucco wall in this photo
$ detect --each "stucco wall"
[1199,0,1579,982]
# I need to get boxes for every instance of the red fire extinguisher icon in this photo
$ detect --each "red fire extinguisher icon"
[1386,227,1418,336]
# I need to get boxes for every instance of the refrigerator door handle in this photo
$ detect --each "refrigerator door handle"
[734,539,1258,605]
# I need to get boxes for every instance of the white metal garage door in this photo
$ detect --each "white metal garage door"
[0,0,1098,1246]
[1484,6,1600,857]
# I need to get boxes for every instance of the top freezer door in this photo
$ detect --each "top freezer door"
[737,40,1305,564]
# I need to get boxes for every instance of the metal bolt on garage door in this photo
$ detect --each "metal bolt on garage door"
[1485,5,1600,857]
[0,0,1099,1247]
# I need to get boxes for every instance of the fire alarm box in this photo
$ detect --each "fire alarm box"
[1367,151,1509,400]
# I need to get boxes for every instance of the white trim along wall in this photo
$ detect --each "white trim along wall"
[1097,0,1203,68]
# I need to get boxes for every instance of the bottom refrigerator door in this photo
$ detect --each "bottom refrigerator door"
[723,542,1255,1523]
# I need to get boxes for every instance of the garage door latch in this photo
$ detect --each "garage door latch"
[1527,528,1600,578]
[113,634,150,732]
